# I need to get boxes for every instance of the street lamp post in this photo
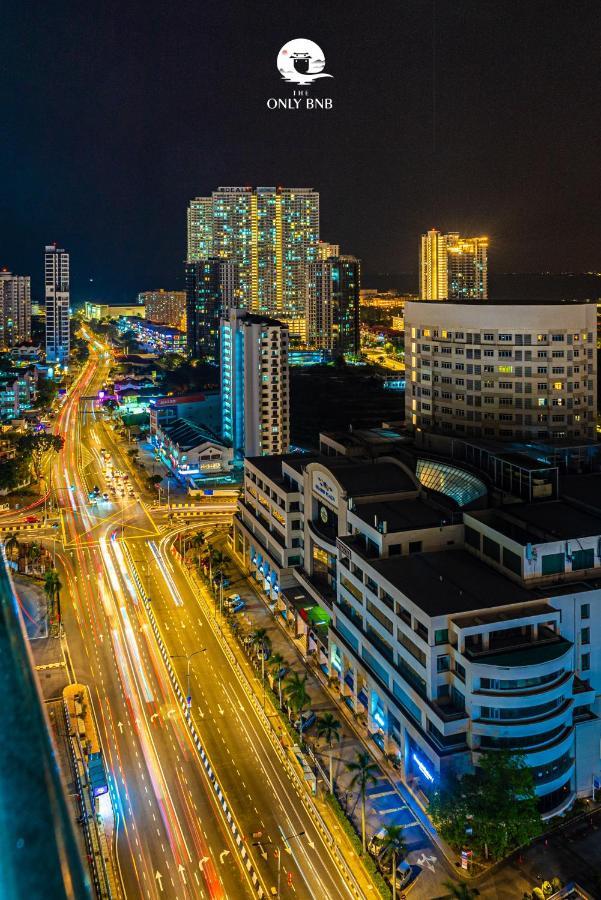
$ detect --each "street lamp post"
[170,648,206,713]
[252,831,305,899]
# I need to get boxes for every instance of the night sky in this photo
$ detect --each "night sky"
[2,0,600,303]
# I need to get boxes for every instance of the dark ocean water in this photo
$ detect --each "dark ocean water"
[364,273,601,302]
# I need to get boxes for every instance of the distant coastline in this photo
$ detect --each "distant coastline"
[364,272,601,301]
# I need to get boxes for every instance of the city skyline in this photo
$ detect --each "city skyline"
[2,1,601,303]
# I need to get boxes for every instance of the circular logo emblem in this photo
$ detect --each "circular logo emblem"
[320,506,329,524]
[277,39,333,86]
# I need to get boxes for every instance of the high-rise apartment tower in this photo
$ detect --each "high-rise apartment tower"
[420,230,488,300]
[44,244,70,365]
[187,187,319,325]
[220,309,290,459]
[306,254,361,355]
[0,269,31,347]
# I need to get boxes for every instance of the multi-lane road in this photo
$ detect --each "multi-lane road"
[52,342,365,899]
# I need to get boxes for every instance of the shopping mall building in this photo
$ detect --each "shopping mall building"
[233,428,601,818]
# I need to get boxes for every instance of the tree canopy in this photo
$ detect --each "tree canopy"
[429,751,542,860]
[17,432,64,482]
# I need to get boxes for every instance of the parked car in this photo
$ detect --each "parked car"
[383,860,413,892]
[24,515,39,523]
[368,828,386,857]
[293,711,316,732]
[229,599,246,613]
[224,593,241,607]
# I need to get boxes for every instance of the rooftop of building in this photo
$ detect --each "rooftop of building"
[351,497,453,533]
[160,417,226,451]
[370,548,532,617]
[320,427,409,451]
[245,454,318,490]
[322,459,418,497]
[456,602,557,630]
[246,453,418,497]
[468,500,601,543]
[560,474,601,512]
[236,312,287,328]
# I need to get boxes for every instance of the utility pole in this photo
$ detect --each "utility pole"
[171,648,206,713]
[252,831,305,899]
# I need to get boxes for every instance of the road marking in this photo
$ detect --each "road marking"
[155,870,164,891]
[219,849,230,864]
[198,856,209,872]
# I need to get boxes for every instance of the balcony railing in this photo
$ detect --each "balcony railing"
[293,567,336,609]
[0,553,90,898]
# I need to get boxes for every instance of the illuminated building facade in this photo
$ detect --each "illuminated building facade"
[307,254,361,355]
[84,302,145,320]
[0,269,31,347]
[317,241,340,260]
[185,258,238,362]
[186,197,213,263]
[420,230,488,300]
[405,300,597,441]
[117,316,186,353]
[187,186,319,323]
[44,243,70,365]
[220,309,290,459]
[233,432,601,817]
[139,290,186,329]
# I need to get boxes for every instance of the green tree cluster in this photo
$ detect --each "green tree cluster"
[429,751,542,860]
[17,432,64,483]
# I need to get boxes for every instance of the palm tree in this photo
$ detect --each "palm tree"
[211,547,226,577]
[190,531,207,569]
[4,532,19,562]
[316,712,341,794]
[250,627,271,660]
[267,652,286,707]
[283,671,311,742]
[376,825,407,900]
[44,569,60,622]
[346,750,379,853]
[250,628,272,699]
[442,881,480,900]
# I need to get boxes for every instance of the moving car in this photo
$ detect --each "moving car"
[24,515,39,523]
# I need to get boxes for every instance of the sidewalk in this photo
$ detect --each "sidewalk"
[198,534,460,898]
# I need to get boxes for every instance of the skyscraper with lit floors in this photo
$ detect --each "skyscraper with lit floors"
[306,254,361,355]
[44,243,70,365]
[0,269,31,347]
[187,186,319,332]
[220,309,290,459]
[185,258,239,362]
[420,230,488,300]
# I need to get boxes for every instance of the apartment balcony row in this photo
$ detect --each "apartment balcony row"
[238,498,287,549]
[293,566,336,610]
[462,625,572,668]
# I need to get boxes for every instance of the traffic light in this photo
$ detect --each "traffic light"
[287,871,293,887]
